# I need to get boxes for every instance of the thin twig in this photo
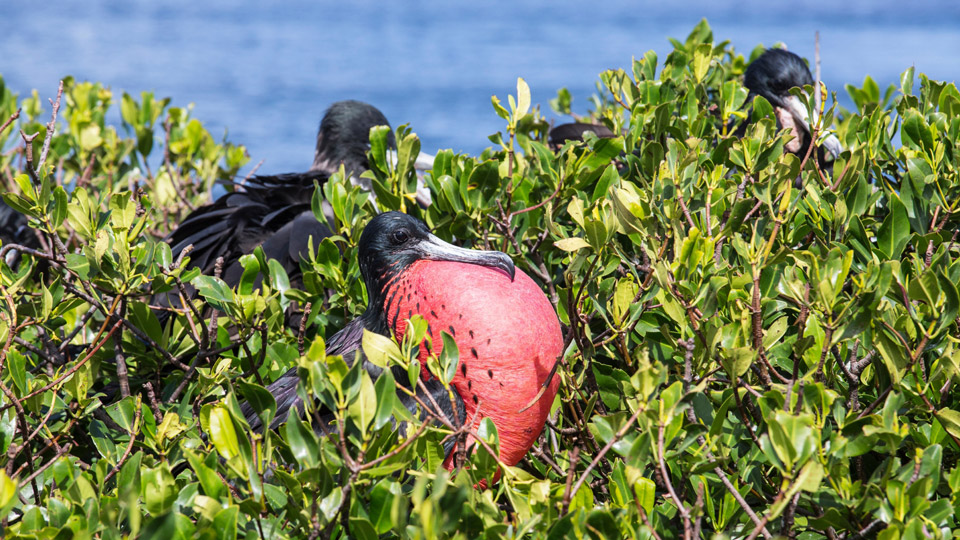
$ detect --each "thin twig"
[103,402,142,483]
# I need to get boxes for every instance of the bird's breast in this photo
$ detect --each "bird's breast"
[386,260,562,467]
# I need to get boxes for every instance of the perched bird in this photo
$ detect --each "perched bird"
[162,100,435,300]
[742,48,843,163]
[548,122,614,150]
[0,198,41,269]
[245,212,562,468]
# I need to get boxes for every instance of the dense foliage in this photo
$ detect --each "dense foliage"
[1,20,959,539]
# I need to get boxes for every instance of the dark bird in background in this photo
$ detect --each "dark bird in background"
[245,211,562,468]
[742,48,843,163]
[161,100,435,302]
[548,122,614,150]
[0,198,41,269]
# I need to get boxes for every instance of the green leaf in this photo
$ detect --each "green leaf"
[142,463,177,515]
[284,410,319,469]
[373,369,397,431]
[185,450,224,501]
[237,382,277,431]
[721,347,755,378]
[51,185,68,227]
[692,43,712,82]
[107,396,138,433]
[554,237,590,252]
[491,95,509,121]
[612,276,639,326]
[876,195,909,259]
[516,77,531,117]
[213,506,238,540]
[875,329,908,384]
[208,405,240,460]
[192,275,236,311]
[369,479,402,534]
[634,477,655,515]
[936,408,960,442]
[584,219,608,250]
[362,329,401,369]
[350,373,377,431]
[437,331,460,385]
[0,470,17,515]
[591,163,620,202]
[767,411,816,473]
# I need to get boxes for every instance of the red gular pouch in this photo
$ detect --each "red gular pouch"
[387,260,562,477]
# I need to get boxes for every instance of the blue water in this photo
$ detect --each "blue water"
[2,1,959,177]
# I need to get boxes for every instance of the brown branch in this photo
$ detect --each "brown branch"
[560,446,581,514]
[18,130,40,185]
[298,302,312,357]
[0,319,123,412]
[566,406,644,510]
[814,326,835,383]
[113,300,131,398]
[17,442,73,492]
[37,81,65,175]
[676,190,697,230]
[751,269,772,386]
[358,420,430,471]
[658,421,692,540]
[0,109,20,138]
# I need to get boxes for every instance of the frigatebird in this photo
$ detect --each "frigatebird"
[742,48,843,163]
[245,211,562,468]
[0,198,41,269]
[161,100,435,302]
[548,122,614,150]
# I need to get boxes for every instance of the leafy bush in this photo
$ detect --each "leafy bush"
[1,19,959,539]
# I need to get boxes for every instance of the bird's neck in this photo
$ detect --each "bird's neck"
[361,268,409,335]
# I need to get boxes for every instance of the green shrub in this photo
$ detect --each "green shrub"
[0,19,958,539]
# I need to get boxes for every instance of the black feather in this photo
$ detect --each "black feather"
[548,122,614,149]
[157,101,397,315]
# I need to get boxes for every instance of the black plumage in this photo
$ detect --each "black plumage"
[548,122,614,150]
[243,212,515,443]
[160,100,434,310]
[0,198,41,269]
[742,48,843,162]
[166,101,390,289]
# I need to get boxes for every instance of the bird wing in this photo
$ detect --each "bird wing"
[245,314,466,451]
[0,199,43,268]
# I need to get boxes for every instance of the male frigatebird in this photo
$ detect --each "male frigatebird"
[742,48,843,163]
[162,100,435,301]
[245,211,562,468]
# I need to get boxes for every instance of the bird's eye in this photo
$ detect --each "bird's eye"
[392,229,409,244]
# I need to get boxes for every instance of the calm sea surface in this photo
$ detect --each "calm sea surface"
[2,0,959,176]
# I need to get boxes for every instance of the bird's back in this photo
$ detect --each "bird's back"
[167,170,332,283]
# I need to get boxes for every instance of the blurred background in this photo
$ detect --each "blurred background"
[2,0,959,176]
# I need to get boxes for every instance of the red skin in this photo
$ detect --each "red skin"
[387,260,562,467]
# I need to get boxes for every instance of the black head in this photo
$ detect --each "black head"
[744,48,814,109]
[357,212,515,301]
[311,100,397,176]
[742,48,843,161]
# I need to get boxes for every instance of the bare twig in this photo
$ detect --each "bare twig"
[560,446,581,514]
[0,109,20,138]
[658,421,692,540]
[37,81,65,174]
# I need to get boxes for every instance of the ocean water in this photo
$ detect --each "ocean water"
[2,0,959,177]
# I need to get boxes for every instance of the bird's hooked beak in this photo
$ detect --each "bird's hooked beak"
[417,234,516,281]
[386,149,436,207]
[780,94,844,160]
